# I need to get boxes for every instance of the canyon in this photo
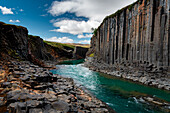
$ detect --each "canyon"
[0,0,170,112]
[0,22,110,113]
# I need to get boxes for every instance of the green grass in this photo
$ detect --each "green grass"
[28,35,40,39]
[93,28,98,36]
[28,35,75,49]
[0,22,26,29]
[7,49,21,60]
[43,41,75,49]
[89,53,94,57]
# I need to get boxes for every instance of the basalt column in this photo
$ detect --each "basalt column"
[90,0,170,73]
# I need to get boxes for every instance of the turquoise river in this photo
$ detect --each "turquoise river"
[51,64,170,113]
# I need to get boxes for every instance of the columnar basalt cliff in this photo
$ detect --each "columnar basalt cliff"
[28,35,54,61]
[0,22,29,59]
[86,0,170,90]
[0,22,53,62]
[0,22,75,65]
[73,46,89,59]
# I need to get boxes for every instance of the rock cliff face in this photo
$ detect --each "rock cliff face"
[73,47,89,59]
[89,0,170,73]
[28,35,54,61]
[44,42,73,60]
[0,22,73,65]
[0,22,28,59]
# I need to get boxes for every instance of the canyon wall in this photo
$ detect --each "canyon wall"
[73,47,89,59]
[0,22,29,59]
[90,0,170,72]
[0,22,73,65]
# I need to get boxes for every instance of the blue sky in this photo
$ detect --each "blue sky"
[0,0,135,44]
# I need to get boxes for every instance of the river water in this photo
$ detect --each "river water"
[51,64,170,113]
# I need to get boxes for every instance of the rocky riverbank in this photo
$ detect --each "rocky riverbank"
[84,57,170,91]
[84,57,170,112]
[0,60,114,113]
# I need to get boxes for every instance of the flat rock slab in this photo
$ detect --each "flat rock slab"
[52,101,69,113]
[0,60,114,113]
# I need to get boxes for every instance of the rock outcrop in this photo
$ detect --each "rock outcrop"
[0,60,114,113]
[86,0,170,90]
[73,47,89,59]
[44,42,73,61]
[28,35,54,61]
[0,22,75,66]
[0,22,28,59]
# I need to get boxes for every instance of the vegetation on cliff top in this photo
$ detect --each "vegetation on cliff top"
[0,22,26,29]
[43,41,75,49]
[89,53,94,57]
[92,28,98,36]
[28,35,40,39]
[44,41,90,49]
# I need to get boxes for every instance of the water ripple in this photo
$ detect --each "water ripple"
[51,64,170,113]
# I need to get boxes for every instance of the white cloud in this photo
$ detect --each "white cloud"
[48,0,135,35]
[0,6,14,15]
[9,20,20,23]
[40,14,48,17]
[77,34,93,39]
[46,37,74,43]
[19,9,24,12]
[50,20,99,35]
[48,0,135,22]
[79,40,90,44]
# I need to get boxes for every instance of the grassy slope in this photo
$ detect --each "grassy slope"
[43,41,90,61]
[44,41,75,49]
[66,43,90,48]
[44,41,90,49]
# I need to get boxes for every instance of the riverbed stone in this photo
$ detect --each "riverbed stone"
[0,60,114,113]
[52,101,69,112]
[7,89,22,100]
[29,108,43,113]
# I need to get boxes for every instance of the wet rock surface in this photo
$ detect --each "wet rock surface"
[84,57,170,91]
[84,58,170,112]
[0,60,114,113]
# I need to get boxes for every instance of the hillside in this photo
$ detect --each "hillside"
[44,41,90,60]
[65,43,90,48]
[0,21,89,66]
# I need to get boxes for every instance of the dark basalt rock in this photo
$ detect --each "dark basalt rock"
[0,22,72,66]
[7,90,22,100]
[26,100,43,108]
[0,60,114,113]
[52,101,69,113]
[28,35,54,61]
[86,0,170,90]
[29,108,43,113]
[1,82,11,88]
[73,46,88,59]
[0,22,28,59]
